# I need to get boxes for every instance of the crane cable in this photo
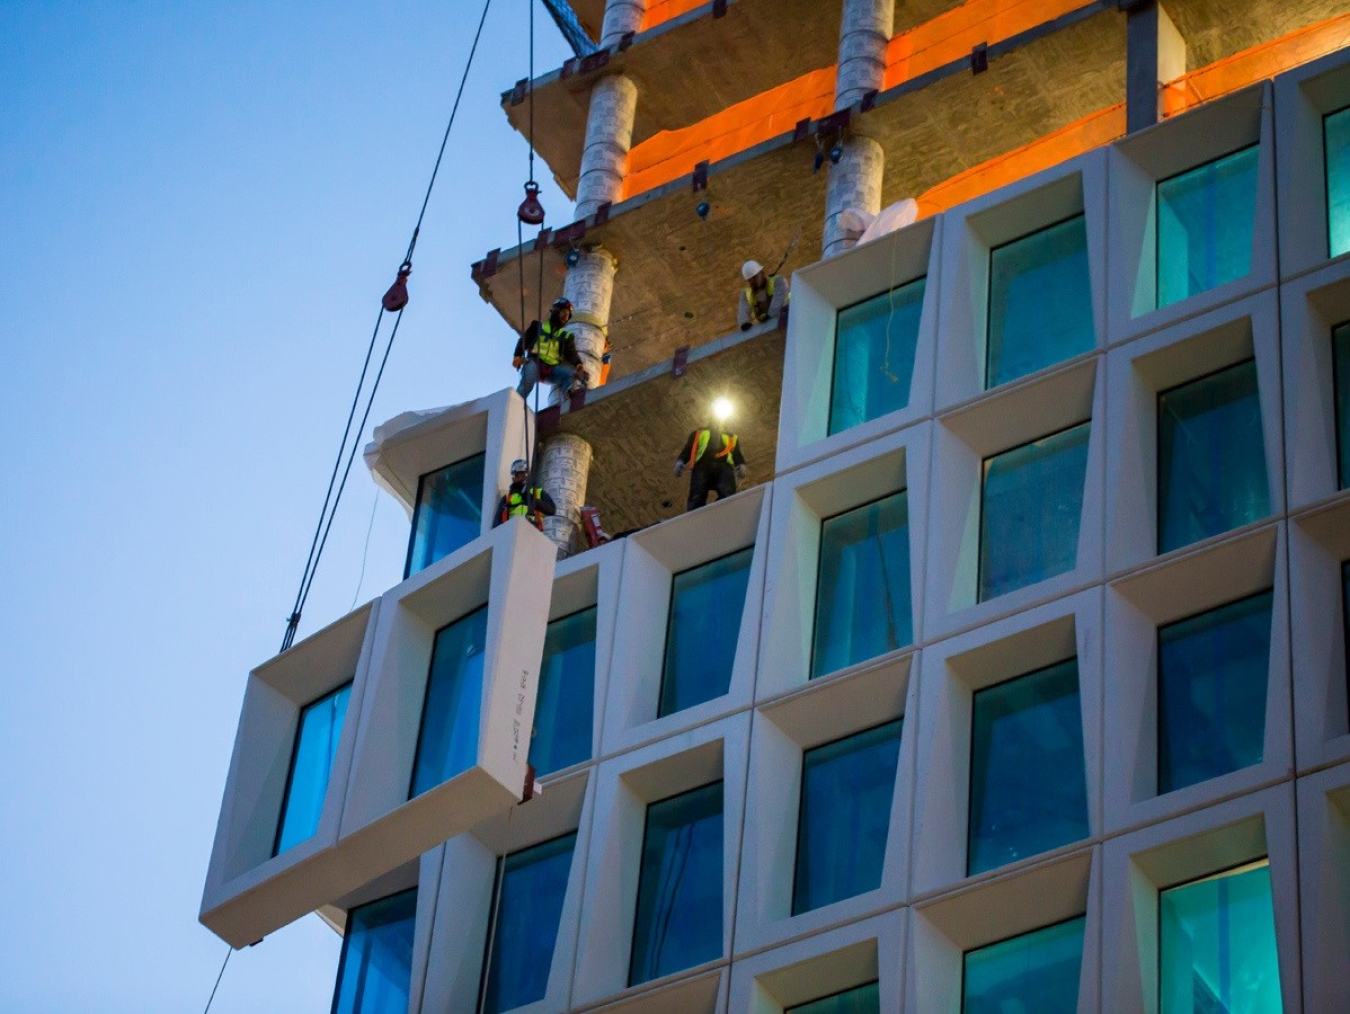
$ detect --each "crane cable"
[278,0,496,654]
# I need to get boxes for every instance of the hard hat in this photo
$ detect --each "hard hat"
[551,297,573,312]
[510,459,528,473]
[741,260,764,281]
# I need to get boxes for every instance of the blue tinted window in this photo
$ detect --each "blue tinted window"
[979,422,1090,601]
[987,215,1093,388]
[1160,861,1281,1013]
[1335,323,1350,489]
[788,981,880,1014]
[480,833,576,1014]
[275,682,353,855]
[813,491,912,678]
[630,782,723,986]
[963,916,1085,1014]
[405,453,485,577]
[331,888,417,1014]
[1158,591,1272,794]
[1327,106,1350,258]
[968,659,1088,875]
[793,721,902,914]
[1158,359,1269,553]
[1344,561,1350,709]
[1157,146,1259,308]
[529,607,596,776]
[410,605,488,799]
[659,548,753,717]
[829,278,926,434]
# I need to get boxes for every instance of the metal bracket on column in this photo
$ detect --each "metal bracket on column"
[593,202,612,226]
[568,387,588,412]
[532,228,554,252]
[551,220,587,248]
[579,50,610,74]
[860,89,879,113]
[793,118,812,142]
[712,0,728,16]
[509,79,528,106]
[971,42,989,74]
[561,57,578,79]
[617,31,635,52]
[536,405,562,433]
[817,109,852,136]
[692,161,709,193]
[673,345,691,377]
[1117,0,1154,12]
[471,248,501,282]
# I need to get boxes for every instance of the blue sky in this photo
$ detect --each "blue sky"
[0,4,570,1010]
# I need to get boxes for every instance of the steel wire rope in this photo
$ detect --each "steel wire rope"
[278,0,495,653]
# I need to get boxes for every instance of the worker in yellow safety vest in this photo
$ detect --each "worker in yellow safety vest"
[493,459,557,530]
[675,425,747,512]
[514,297,587,400]
[737,260,790,331]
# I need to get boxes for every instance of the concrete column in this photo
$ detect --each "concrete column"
[538,433,593,558]
[823,135,885,258]
[1125,1,1186,134]
[575,74,638,219]
[600,0,645,46]
[835,0,894,109]
[562,247,616,388]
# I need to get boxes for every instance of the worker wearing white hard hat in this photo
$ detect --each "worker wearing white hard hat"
[737,259,790,331]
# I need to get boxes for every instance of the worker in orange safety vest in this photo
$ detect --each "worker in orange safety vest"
[675,424,747,512]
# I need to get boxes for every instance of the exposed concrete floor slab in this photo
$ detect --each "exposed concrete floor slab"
[1163,0,1346,71]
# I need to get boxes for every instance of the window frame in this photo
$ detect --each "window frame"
[329,886,419,1014]
[407,603,490,801]
[272,680,354,858]
[1324,103,1350,260]
[530,604,599,776]
[958,912,1088,1013]
[1333,319,1350,490]
[787,979,882,1014]
[403,451,487,579]
[827,276,928,436]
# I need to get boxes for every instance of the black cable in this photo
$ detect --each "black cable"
[202,947,231,1014]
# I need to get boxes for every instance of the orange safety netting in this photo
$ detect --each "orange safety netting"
[1163,12,1350,117]
[914,103,1126,217]
[642,0,706,33]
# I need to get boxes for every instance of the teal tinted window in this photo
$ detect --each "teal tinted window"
[274,682,352,855]
[1158,359,1269,553]
[968,659,1088,875]
[788,981,880,1014]
[829,278,926,434]
[963,916,1085,1014]
[410,605,487,798]
[659,548,753,717]
[793,720,902,914]
[529,607,596,776]
[1327,106,1350,258]
[979,422,1090,601]
[630,782,723,986]
[405,453,484,577]
[1157,146,1259,308]
[1160,861,1281,1013]
[1158,591,1272,794]
[331,888,417,1014]
[813,491,912,678]
[987,215,1093,387]
[480,833,576,1014]
[1335,323,1350,489]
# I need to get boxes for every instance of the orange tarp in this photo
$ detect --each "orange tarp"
[643,0,706,32]
[1163,13,1350,117]
[883,0,1090,90]
[914,103,1126,217]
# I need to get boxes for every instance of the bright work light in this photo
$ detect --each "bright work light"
[712,397,733,423]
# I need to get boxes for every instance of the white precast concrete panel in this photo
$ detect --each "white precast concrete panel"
[1296,763,1350,1012]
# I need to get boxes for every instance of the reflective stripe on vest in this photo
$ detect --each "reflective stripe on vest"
[743,275,775,317]
[535,321,566,366]
[688,430,737,467]
[504,488,545,520]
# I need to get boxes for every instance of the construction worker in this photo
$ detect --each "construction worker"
[494,459,556,529]
[675,403,747,512]
[515,297,588,401]
[737,260,790,331]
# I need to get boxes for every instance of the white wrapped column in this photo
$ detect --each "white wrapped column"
[562,247,616,388]
[539,433,593,558]
[575,74,638,220]
[600,0,645,45]
[823,135,885,258]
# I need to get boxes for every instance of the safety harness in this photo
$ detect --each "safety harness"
[500,486,548,528]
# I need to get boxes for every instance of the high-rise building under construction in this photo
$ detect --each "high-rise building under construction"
[202,0,1350,1009]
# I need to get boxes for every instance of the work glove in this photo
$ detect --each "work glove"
[512,356,523,369]
[735,464,747,481]
[673,461,685,478]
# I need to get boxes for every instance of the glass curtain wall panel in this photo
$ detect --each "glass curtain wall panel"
[792,720,903,914]
[1157,359,1269,553]
[1327,106,1350,258]
[812,491,912,678]
[409,605,488,799]
[829,278,926,434]
[1343,561,1350,709]
[274,682,353,856]
[962,916,1085,1014]
[1159,860,1281,1013]
[1157,591,1273,794]
[658,548,753,717]
[331,888,418,1014]
[967,659,1088,875]
[788,981,881,1014]
[629,782,724,986]
[529,607,597,776]
[1335,322,1350,489]
[986,215,1093,388]
[479,833,577,1014]
[404,453,485,578]
[979,422,1090,601]
[1156,146,1259,308]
